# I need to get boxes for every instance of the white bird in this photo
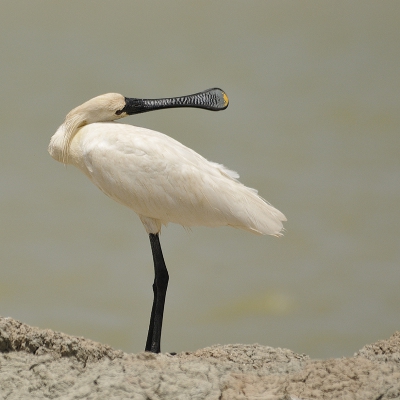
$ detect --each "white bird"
[48,88,286,353]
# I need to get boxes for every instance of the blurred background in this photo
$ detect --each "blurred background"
[0,1,399,359]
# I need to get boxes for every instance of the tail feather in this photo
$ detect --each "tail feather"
[210,162,286,236]
[226,185,286,236]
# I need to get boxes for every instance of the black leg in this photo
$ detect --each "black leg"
[145,233,169,353]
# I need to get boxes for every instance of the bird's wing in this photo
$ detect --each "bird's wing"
[75,122,285,235]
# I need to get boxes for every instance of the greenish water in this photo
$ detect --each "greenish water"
[0,1,399,358]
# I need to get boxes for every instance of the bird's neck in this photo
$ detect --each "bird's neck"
[48,114,86,164]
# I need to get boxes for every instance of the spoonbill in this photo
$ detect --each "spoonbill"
[48,88,286,353]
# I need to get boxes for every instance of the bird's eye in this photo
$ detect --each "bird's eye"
[115,109,124,115]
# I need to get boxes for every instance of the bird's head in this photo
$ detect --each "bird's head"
[52,89,229,164]
[64,88,229,130]
[49,93,126,165]
[65,93,127,128]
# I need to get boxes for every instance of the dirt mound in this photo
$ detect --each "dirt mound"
[1,316,399,399]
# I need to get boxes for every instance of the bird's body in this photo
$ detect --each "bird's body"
[48,89,286,353]
[50,121,285,235]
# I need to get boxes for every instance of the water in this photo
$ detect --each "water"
[0,1,399,358]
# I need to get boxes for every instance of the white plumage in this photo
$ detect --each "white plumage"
[49,103,286,235]
[48,90,286,353]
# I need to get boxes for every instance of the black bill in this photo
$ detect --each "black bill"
[116,88,229,116]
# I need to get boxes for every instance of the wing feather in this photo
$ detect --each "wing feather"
[70,122,285,235]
